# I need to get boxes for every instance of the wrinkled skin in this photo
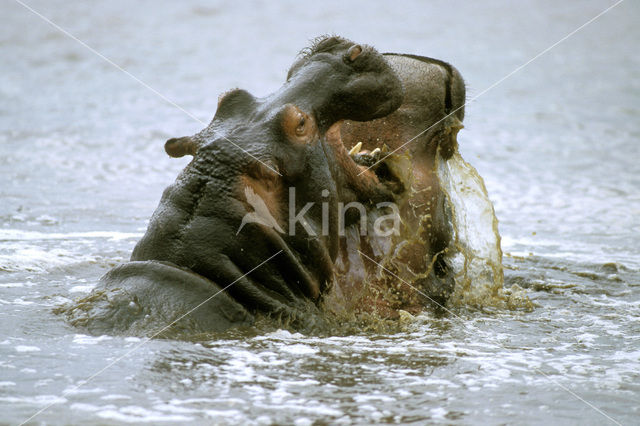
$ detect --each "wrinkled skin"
[331,54,466,315]
[64,36,405,335]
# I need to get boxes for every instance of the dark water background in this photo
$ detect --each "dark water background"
[1,0,638,424]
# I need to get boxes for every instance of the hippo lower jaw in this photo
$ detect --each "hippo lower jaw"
[323,121,399,205]
[61,261,254,336]
[61,260,329,336]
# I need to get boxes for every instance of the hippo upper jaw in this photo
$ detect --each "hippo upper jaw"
[284,39,404,131]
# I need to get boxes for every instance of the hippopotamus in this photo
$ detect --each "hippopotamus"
[63,36,466,336]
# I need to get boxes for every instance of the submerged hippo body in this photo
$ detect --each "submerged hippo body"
[65,36,466,336]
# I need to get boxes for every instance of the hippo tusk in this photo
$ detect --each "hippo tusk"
[438,116,464,160]
[447,116,464,134]
[348,141,363,156]
[447,117,464,144]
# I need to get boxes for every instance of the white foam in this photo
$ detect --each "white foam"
[69,285,96,293]
[611,350,640,362]
[256,329,306,341]
[0,282,25,288]
[294,418,313,426]
[96,406,194,423]
[0,229,141,241]
[353,394,396,403]
[11,298,35,306]
[0,246,93,272]
[101,394,133,401]
[70,402,105,412]
[261,403,342,417]
[72,334,113,345]
[431,407,448,419]
[15,345,41,352]
[63,387,106,396]
[202,409,243,419]
[280,344,318,355]
[0,395,66,405]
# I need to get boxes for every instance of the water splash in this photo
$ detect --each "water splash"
[437,152,530,309]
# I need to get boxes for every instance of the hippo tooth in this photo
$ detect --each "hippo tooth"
[348,142,362,156]
[371,147,381,157]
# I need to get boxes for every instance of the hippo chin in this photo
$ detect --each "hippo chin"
[63,36,466,336]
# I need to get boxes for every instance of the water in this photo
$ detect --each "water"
[1,0,639,424]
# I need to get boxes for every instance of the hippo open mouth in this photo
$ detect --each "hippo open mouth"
[62,36,467,336]
[331,52,467,316]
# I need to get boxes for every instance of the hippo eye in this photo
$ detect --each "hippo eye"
[282,104,315,143]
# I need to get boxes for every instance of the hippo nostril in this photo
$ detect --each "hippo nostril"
[346,44,362,62]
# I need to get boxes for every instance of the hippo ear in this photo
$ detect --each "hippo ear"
[164,136,198,158]
[345,44,363,62]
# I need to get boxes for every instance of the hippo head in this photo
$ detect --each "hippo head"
[131,36,403,322]
[166,36,402,178]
